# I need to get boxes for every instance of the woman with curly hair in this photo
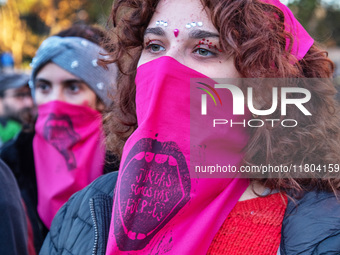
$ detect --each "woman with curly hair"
[41,0,340,254]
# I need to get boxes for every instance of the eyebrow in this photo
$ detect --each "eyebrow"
[189,29,219,39]
[144,27,165,36]
[35,78,84,85]
[35,78,51,85]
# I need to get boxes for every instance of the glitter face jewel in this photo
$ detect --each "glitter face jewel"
[197,39,223,52]
[186,22,203,29]
[174,29,179,37]
[156,20,168,27]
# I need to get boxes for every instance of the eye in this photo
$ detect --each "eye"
[145,40,166,53]
[67,83,81,93]
[35,82,51,94]
[193,47,216,57]
[150,44,165,52]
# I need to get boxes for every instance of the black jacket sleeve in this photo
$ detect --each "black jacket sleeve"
[0,159,28,255]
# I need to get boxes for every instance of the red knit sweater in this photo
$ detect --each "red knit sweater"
[207,192,288,255]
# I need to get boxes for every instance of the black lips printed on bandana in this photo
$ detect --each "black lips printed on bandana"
[43,113,80,170]
[114,138,191,251]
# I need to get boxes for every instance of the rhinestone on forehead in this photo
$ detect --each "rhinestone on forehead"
[156,20,168,27]
[186,22,203,29]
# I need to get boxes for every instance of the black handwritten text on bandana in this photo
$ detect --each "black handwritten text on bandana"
[114,138,191,251]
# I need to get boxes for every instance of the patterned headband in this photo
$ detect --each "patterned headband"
[30,36,118,107]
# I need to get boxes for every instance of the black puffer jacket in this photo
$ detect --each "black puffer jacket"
[0,159,29,255]
[40,171,340,255]
[0,131,46,253]
[280,191,340,254]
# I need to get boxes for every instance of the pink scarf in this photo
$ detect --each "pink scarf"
[33,101,105,228]
[105,57,250,254]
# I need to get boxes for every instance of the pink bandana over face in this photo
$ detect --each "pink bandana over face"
[33,101,105,228]
[262,0,314,60]
[105,57,250,254]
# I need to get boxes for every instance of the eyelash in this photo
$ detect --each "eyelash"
[36,83,50,90]
[145,40,155,47]
[145,40,161,48]
[193,47,217,57]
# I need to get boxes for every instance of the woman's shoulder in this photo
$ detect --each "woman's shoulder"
[280,190,340,254]
[50,171,118,230]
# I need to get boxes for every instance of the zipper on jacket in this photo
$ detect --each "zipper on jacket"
[90,198,99,255]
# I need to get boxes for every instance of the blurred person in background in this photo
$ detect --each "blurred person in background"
[0,158,31,255]
[0,73,34,146]
[0,24,119,253]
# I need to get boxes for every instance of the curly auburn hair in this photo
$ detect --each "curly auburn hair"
[104,0,340,195]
